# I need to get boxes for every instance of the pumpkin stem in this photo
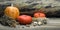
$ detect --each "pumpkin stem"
[11,3,13,7]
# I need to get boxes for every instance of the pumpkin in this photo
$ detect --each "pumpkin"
[4,6,19,19]
[34,13,40,18]
[34,12,46,18]
[17,15,32,25]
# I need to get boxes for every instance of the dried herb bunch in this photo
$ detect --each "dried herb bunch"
[0,15,19,28]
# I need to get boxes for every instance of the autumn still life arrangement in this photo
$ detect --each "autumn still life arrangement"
[0,4,47,28]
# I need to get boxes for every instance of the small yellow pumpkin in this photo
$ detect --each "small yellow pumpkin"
[4,6,19,19]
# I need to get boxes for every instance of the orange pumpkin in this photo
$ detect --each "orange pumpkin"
[4,6,19,19]
[34,13,40,18]
[34,12,46,18]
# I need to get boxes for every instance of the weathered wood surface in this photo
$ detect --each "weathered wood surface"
[0,18,60,30]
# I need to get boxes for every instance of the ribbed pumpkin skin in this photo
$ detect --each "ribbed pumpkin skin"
[34,12,46,18]
[34,13,40,18]
[4,6,19,19]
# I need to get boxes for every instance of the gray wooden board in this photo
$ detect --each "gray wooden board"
[0,18,60,30]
